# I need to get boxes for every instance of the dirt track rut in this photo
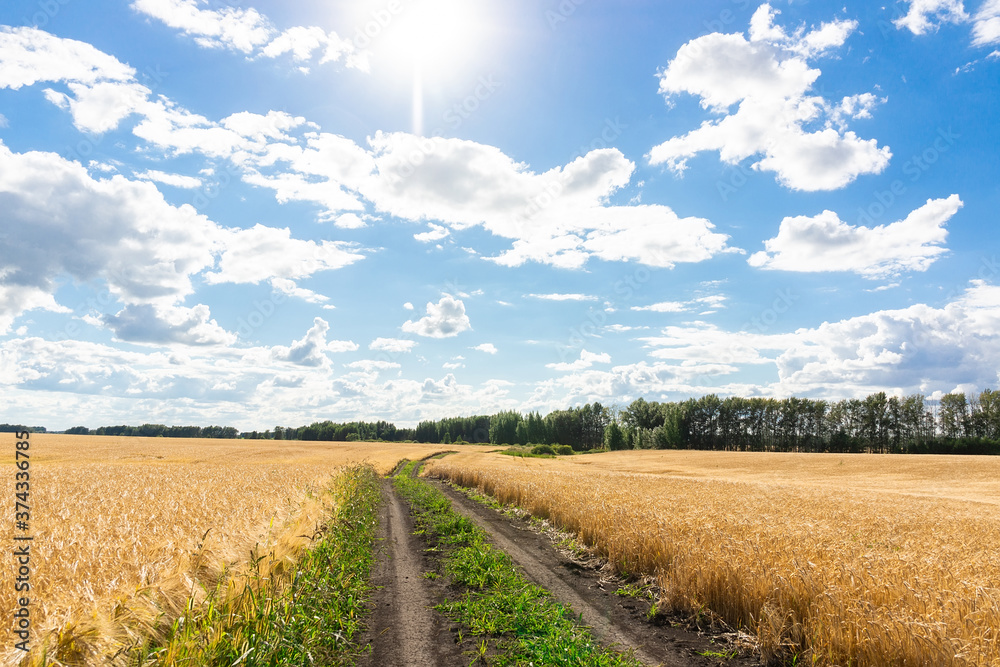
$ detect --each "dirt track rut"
[358,479,465,667]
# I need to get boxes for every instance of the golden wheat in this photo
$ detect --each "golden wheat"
[428,450,1000,666]
[0,435,488,666]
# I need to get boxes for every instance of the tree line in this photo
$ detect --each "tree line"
[610,390,1000,454]
[65,424,239,439]
[55,387,1000,455]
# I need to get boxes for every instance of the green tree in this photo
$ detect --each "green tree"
[938,393,970,439]
[603,421,626,451]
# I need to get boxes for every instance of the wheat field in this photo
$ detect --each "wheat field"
[0,434,487,666]
[428,450,1000,666]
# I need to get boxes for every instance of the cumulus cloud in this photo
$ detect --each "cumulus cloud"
[130,0,366,69]
[0,140,220,328]
[402,296,472,338]
[649,4,890,192]
[369,337,417,353]
[546,349,613,372]
[0,26,135,90]
[748,195,962,278]
[894,0,969,35]
[271,318,356,367]
[773,281,1000,396]
[973,0,1000,45]
[0,139,365,337]
[414,223,451,243]
[205,224,364,289]
[103,304,236,346]
[472,343,498,354]
[892,0,1000,47]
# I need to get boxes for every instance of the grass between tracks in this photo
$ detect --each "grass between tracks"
[131,464,381,666]
[392,460,642,667]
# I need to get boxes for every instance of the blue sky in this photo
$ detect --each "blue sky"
[1,0,999,430]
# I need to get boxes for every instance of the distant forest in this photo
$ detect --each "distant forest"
[56,387,1000,455]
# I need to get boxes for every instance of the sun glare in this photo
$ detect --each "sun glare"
[378,0,488,135]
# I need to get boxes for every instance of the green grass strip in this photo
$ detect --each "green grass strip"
[392,463,641,667]
[139,463,381,666]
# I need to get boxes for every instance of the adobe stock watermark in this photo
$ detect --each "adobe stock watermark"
[690,287,799,387]
[235,290,288,340]
[556,263,652,362]
[21,0,71,28]
[350,1,405,53]
[546,0,586,30]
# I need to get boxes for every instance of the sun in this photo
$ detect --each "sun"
[378,0,489,135]
[385,0,483,71]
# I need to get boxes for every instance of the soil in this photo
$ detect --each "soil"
[356,478,467,667]
[360,460,764,666]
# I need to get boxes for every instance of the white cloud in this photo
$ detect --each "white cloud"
[136,169,203,189]
[0,140,221,332]
[0,138,365,339]
[271,318,355,367]
[335,213,368,229]
[131,0,274,53]
[0,26,135,90]
[11,29,733,273]
[369,337,417,353]
[748,195,962,278]
[44,80,151,134]
[546,349,613,372]
[359,133,735,269]
[526,293,597,302]
[403,302,414,311]
[401,296,472,338]
[973,0,1000,45]
[130,0,365,69]
[0,113,7,128]
[773,281,1000,396]
[268,278,332,306]
[632,301,689,313]
[103,304,236,346]
[473,343,498,354]
[346,360,400,372]
[414,223,451,243]
[221,110,311,142]
[205,224,364,288]
[632,295,728,314]
[894,0,969,35]
[649,5,890,192]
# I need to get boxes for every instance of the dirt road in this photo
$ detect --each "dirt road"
[359,462,759,666]
[357,479,466,667]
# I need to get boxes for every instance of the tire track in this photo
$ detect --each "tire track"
[359,479,465,667]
